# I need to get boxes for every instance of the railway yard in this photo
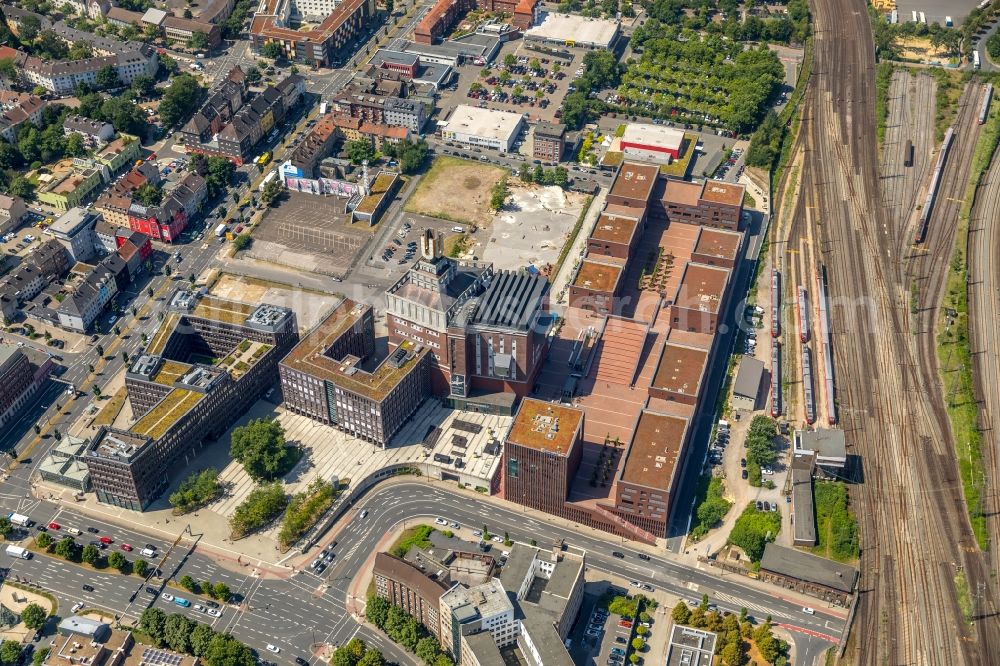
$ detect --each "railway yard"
[773,0,1000,661]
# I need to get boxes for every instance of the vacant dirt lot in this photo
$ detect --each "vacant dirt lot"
[404,156,507,227]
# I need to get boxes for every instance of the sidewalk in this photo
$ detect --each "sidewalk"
[551,187,608,306]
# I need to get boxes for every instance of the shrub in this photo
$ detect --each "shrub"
[277,479,336,548]
[229,482,288,538]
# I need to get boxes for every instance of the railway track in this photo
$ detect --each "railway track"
[967,122,1000,592]
[790,0,1000,661]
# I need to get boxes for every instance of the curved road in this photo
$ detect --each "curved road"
[1,479,844,665]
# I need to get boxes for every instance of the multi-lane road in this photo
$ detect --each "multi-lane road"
[1,480,842,665]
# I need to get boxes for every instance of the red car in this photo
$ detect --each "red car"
[99,536,113,544]
[120,543,133,552]
[47,522,60,530]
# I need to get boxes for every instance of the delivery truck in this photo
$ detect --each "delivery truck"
[5,546,30,559]
[7,513,31,527]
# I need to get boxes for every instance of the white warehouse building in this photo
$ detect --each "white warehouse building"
[440,105,525,153]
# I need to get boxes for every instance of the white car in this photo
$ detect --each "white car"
[434,517,448,526]
[162,593,175,602]
[472,530,483,538]
[266,645,281,653]
[194,604,206,612]
[450,522,460,529]
[207,608,222,618]
[761,468,774,475]
[491,535,503,543]
[629,581,641,588]
[71,602,85,613]
[802,607,815,615]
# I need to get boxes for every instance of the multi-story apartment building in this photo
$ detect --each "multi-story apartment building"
[0,194,27,236]
[0,91,45,143]
[279,298,431,446]
[0,240,69,322]
[373,552,448,633]
[414,0,537,44]
[0,345,54,431]
[385,230,550,402]
[48,207,101,263]
[161,16,222,49]
[179,74,303,165]
[532,122,565,163]
[63,115,114,148]
[56,261,121,332]
[250,0,375,68]
[86,290,297,509]
[329,86,427,132]
[128,198,187,244]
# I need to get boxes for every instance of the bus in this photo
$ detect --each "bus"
[974,51,981,70]
[256,151,272,166]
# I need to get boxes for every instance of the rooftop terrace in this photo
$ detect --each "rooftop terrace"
[507,398,583,455]
[331,340,428,402]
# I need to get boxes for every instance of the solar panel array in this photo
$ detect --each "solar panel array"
[141,648,184,666]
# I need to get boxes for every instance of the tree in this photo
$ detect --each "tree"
[20,603,46,631]
[158,74,205,128]
[9,177,34,200]
[366,595,390,627]
[245,66,262,84]
[631,638,645,651]
[164,614,194,653]
[134,182,163,206]
[134,559,149,577]
[108,550,127,570]
[261,42,283,59]
[20,15,42,41]
[529,57,541,71]
[635,625,648,636]
[397,139,429,174]
[122,351,129,363]
[0,640,21,665]
[504,53,516,67]
[229,482,288,537]
[0,58,16,84]
[37,30,69,60]
[169,468,223,514]
[0,517,11,538]
[415,637,439,664]
[671,601,691,624]
[190,624,216,657]
[357,650,384,666]
[179,574,198,592]
[82,543,100,565]
[720,640,742,665]
[230,418,289,481]
[54,536,76,560]
[187,31,210,51]
[204,635,254,666]
[345,139,375,165]
[64,132,86,157]
[132,74,155,97]
[489,177,509,210]
[96,64,120,90]
[35,533,52,549]
[139,608,167,645]
[260,178,283,206]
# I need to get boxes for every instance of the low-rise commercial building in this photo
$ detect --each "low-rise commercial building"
[758,543,858,606]
[94,134,141,175]
[666,625,717,666]
[128,198,187,243]
[524,12,619,50]
[793,428,847,478]
[86,290,297,509]
[440,105,524,153]
[162,15,222,49]
[731,355,764,412]
[619,123,684,162]
[36,159,107,211]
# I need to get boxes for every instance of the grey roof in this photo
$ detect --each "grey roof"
[535,122,566,138]
[470,271,548,331]
[759,543,858,593]
[791,468,815,545]
[498,544,535,593]
[520,608,575,666]
[667,625,716,666]
[796,429,847,460]
[733,356,764,399]
[462,632,505,666]
[0,344,21,370]
[58,615,107,637]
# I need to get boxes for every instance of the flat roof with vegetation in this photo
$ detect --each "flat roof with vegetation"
[130,388,204,440]
[146,313,178,356]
